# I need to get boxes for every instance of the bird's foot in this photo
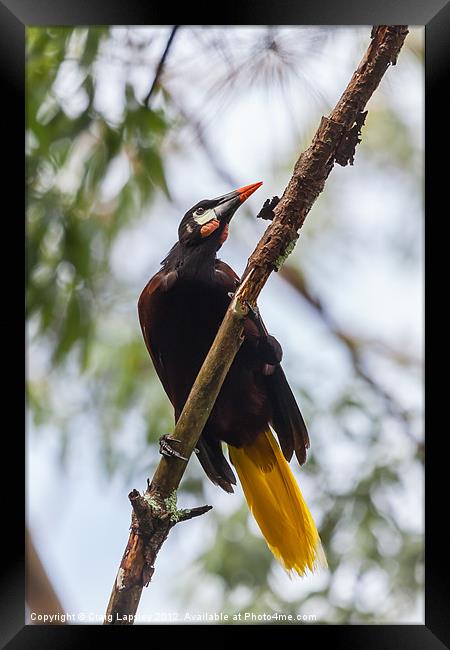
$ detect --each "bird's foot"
[159,435,188,461]
[244,301,283,364]
[226,277,240,301]
[256,196,280,221]
[244,301,267,337]
[245,301,260,320]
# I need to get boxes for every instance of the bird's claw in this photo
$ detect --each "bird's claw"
[244,300,261,322]
[159,434,188,461]
[244,300,269,338]
[227,279,240,301]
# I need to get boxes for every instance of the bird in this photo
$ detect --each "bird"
[138,181,326,576]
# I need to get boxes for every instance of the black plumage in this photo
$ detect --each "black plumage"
[138,183,310,493]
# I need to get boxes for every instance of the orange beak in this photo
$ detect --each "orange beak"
[212,181,263,223]
[237,181,264,203]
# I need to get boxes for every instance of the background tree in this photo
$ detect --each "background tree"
[26,26,424,623]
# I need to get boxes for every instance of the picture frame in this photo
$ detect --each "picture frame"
[5,0,447,646]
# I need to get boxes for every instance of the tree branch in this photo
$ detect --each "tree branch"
[105,25,408,625]
[144,26,179,106]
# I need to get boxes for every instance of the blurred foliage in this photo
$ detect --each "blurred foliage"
[27,27,169,365]
[26,27,424,624]
[26,27,175,466]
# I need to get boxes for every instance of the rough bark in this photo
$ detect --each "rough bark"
[104,25,408,625]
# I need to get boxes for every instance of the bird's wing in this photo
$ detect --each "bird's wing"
[216,259,310,464]
[139,268,237,491]
[214,259,240,292]
[265,364,310,466]
[138,271,175,406]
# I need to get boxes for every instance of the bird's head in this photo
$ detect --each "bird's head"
[178,181,263,248]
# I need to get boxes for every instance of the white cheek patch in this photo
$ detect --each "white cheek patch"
[193,208,215,225]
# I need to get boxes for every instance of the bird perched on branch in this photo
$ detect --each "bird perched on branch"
[138,182,326,576]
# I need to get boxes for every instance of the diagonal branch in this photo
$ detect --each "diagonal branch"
[144,25,179,106]
[105,25,409,625]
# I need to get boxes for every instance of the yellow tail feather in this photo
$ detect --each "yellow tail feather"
[228,430,327,576]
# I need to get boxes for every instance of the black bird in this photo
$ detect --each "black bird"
[138,182,325,575]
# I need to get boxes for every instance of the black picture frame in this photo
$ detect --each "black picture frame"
[5,0,448,646]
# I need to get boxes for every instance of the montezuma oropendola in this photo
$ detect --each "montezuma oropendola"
[138,182,326,575]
